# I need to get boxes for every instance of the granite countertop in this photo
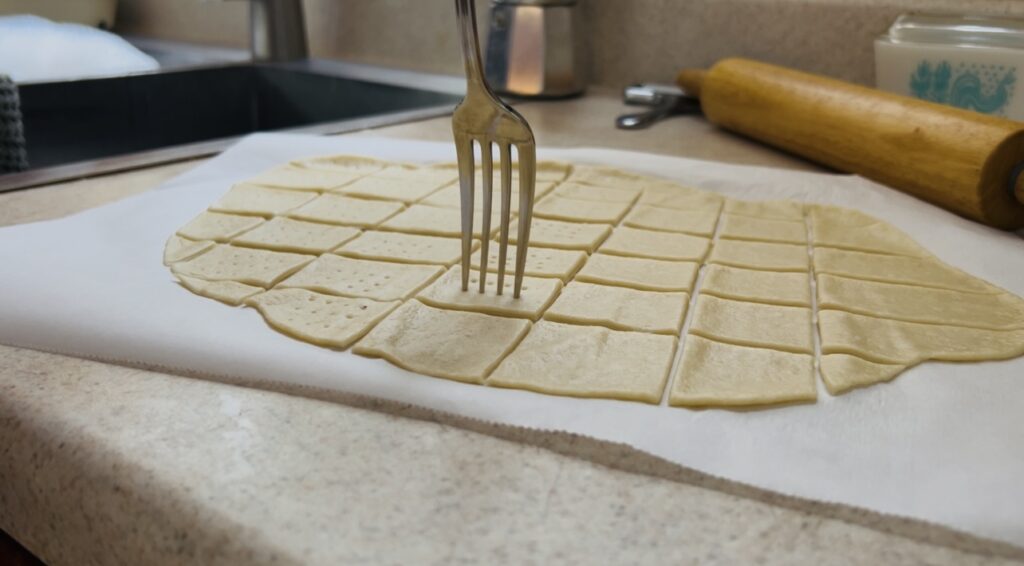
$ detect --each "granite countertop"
[0,93,1015,565]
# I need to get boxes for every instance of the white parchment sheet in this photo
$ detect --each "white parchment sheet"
[1,134,1022,546]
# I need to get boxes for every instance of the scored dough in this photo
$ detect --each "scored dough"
[689,294,813,354]
[353,300,531,384]
[510,217,611,251]
[248,288,399,349]
[701,264,810,307]
[379,204,499,238]
[550,182,640,203]
[819,353,907,395]
[279,254,443,301]
[566,165,649,188]
[576,254,699,292]
[812,247,998,294]
[163,235,214,265]
[247,165,361,190]
[290,154,385,175]
[818,309,1024,364]
[420,183,524,213]
[172,244,314,287]
[723,199,805,221]
[637,185,724,212]
[417,267,563,320]
[210,184,318,216]
[339,172,454,202]
[489,320,677,403]
[816,273,1024,330]
[808,205,928,257]
[623,205,720,237]
[670,335,816,407]
[288,194,405,228]
[543,281,688,335]
[337,231,474,266]
[709,239,809,272]
[600,226,710,261]
[471,243,587,281]
[718,213,806,244]
[232,217,361,254]
[533,195,633,224]
[175,275,263,306]
[176,211,263,242]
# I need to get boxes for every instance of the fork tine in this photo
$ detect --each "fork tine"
[455,133,475,292]
[513,142,536,298]
[478,141,494,293]
[495,142,513,296]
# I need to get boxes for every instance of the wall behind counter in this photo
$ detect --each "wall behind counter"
[117,0,1024,88]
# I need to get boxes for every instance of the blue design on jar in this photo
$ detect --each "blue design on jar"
[909,60,1015,115]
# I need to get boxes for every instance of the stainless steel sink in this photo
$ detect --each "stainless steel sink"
[2,59,464,191]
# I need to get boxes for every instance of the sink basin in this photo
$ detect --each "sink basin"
[5,60,462,190]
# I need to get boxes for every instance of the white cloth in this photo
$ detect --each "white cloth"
[0,15,158,83]
[0,133,1022,545]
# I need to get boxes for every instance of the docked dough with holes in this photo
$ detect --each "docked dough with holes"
[176,211,263,242]
[471,241,586,281]
[249,288,399,349]
[417,267,562,320]
[279,255,443,301]
[337,231,474,266]
[509,217,611,251]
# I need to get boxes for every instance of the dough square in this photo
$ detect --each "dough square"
[209,184,318,216]
[723,199,805,221]
[337,231,474,266]
[565,165,649,188]
[808,205,927,257]
[380,204,503,238]
[248,288,399,349]
[279,254,443,301]
[509,217,611,252]
[533,195,632,224]
[701,264,810,307]
[689,294,813,353]
[172,244,314,287]
[339,174,452,203]
[816,273,1024,330]
[549,182,640,203]
[420,183,530,214]
[417,267,563,320]
[471,242,587,281]
[376,165,459,187]
[637,185,724,212]
[291,154,385,175]
[544,281,688,335]
[623,205,720,237]
[164,235,214,265]
[669,335,816,407]
[176,275,264,306]
[819,353,906,395]
[231,217,361,254]
[718,213,807,244]
[353,300,531,384]
[247,165,361,190]
[489,321,677,403]
[812,247,997,294]
[708,239,808,272]
[288,194,405,228]
[600,226,710,261]
[576,254,699,292]
[176,211,263,242]
[817,309,1024,364]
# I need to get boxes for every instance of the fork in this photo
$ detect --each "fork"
[452,0,536,299]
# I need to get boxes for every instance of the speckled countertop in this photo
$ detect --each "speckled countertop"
[0,93,1018,565]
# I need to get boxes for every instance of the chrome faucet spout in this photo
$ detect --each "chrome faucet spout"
[250,0,308,61]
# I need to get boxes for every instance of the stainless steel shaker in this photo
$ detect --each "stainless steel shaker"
[484,0,587,98]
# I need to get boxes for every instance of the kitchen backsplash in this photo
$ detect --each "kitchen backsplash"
[116,0,1024,87]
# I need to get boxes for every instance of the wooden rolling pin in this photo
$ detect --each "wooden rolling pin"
[677,58,1024,230]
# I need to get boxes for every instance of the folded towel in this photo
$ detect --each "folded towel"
[0,75,28,173]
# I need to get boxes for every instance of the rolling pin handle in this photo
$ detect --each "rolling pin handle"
[1014,163,1024,205]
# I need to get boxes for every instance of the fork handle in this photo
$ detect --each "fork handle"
[455,0,487,89]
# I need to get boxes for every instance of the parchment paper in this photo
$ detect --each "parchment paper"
[1,134,1022,548]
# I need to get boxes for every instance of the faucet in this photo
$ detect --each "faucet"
[248,0,308,61]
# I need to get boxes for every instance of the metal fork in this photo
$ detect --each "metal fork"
[452,0,536,299]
